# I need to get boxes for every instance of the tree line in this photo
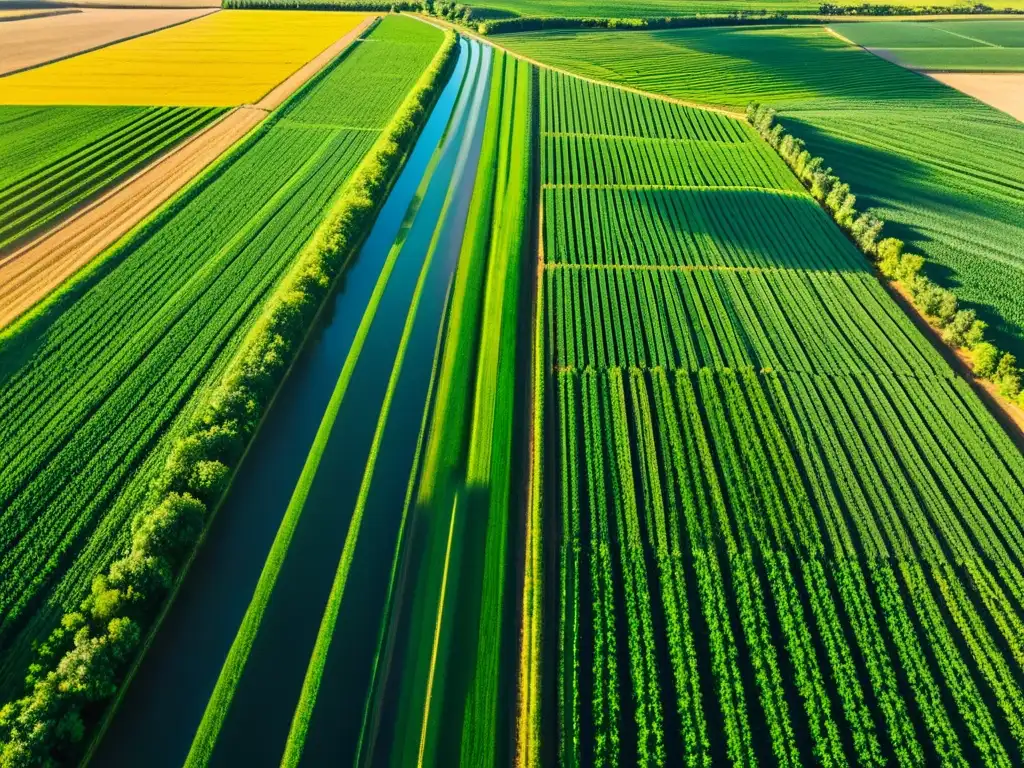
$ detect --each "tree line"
[747,103,1023,406]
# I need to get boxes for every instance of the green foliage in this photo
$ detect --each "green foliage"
[498,24,1024,359]
[0,16,450,765]
[972,342,1000,378]
[0,106,223,253]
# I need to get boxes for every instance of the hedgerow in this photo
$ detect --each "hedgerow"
[747,102,1024,405]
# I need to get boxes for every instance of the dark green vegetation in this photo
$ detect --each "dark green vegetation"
[497,23,1024,358]
[833,19,1024,70]
[521,65,1024,768]
[0,15,447,766]
[0,105,222,251]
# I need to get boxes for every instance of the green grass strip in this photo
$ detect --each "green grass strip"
[280,161,454,768]
[181,132,444,768]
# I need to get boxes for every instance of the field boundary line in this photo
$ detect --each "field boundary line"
[935,25,1001,47]
[412,13,746,120]
[543,262,808,273]
[0,7,219,79]
[253,14,378,111]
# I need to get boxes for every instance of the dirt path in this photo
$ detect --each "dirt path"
[0,7,216,76]
[0,107,266,330]
[0,16,379,332]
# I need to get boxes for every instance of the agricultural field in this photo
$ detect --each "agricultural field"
[0,105,223,252]
[0,10,369,106]
[519,66,1024,767]
[460,0,1024,17]
[0,7,216,76]
[497,23,1024,358]
[3,6,1024,768]
[0,14,442,743]
[833,19,1024,70]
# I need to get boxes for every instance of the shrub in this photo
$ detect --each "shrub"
[973,343,1000,379]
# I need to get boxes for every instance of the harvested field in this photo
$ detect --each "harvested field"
[0,9,79,22]
[0,10,369,107]
[929,72,1024,121]
[0,7,216,76]
[0,106,265,330]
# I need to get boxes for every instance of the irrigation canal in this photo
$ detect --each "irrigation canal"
[90,36,492,768]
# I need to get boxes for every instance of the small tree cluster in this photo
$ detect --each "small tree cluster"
[747,103,1024,408]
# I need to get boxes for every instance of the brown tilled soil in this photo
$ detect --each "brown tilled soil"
[255,15,378,110]
[0,7,216,76]
[0,107,266,330]
[928,73,1024,123]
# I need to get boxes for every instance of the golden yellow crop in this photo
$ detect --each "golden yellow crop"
[0,10,369,107]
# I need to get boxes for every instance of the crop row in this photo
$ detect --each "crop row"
[541,133,800,191]
[546,264,947,377]
[544,185,860,270]
[0,106,221,251]
[553,365,1024,765]
[539,67,748,142]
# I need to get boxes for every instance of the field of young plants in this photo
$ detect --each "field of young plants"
[518,65,1024,767]
[0,105,222,252]
[0,13,441,716]
[498,23,1024,359]
[833,20,1024,71]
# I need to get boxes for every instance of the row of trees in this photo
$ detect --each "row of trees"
[0,30,459,768]
[819,3,1021,15]
[476,12,809,35]
[746,103,1024,408]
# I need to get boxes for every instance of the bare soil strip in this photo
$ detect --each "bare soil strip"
[0,108,265,330]
[0,16,379,332]
[0,7,216,76]
[928,72,1024,121]
[255,14,378,110]
[0,9,80,22]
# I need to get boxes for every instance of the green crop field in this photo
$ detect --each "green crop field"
[0,105,222,251]
[4,9,1024,768]
[465,0,1024,16]
[519,66,1024,768]
[498,24,1024,358]
[0,15,442,702]
[833,20,1024,70]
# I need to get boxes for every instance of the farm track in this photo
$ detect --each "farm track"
[0,16,378,332]
[0,107,265,330]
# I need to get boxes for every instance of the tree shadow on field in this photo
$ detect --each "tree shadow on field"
[626,187,864,272]
[781,115,1024,358]
[647,25,949,108]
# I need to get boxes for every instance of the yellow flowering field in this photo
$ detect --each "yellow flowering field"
[0,10,369,106]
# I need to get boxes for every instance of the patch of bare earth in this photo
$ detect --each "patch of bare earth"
[928,72,1024,122]
[0,7,216,76]
[0,107,265,330]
